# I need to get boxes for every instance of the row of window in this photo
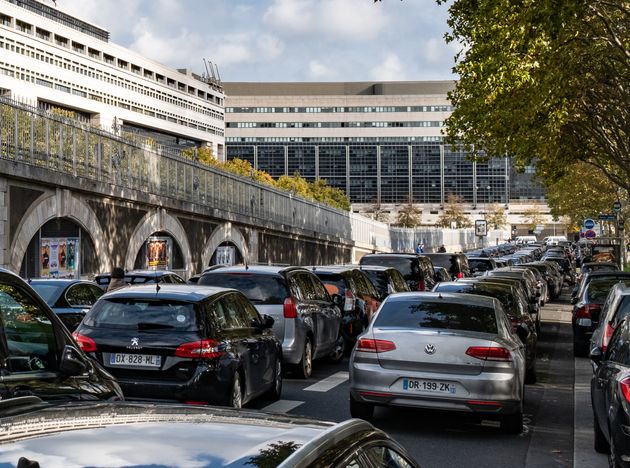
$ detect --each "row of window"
[227,121,444,129]
[0,18,224,116]
[226,105,453,113]
[226,136,445,143]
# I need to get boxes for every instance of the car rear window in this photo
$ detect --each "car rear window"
[30,283,63,305]
[198,273,287,304]
[586,279,630,303]
[314,272,348,296]
[469,259,492,272]
[361,257,414,277]
[85,299,200,331]
[588,264,619,273]
[374,298,498,334]
[362,270,388,297]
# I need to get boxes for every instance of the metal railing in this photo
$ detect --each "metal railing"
[0,98,352,240]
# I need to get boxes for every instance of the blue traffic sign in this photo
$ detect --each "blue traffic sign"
[583,218,595,229]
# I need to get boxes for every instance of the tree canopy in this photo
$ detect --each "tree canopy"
[437,194,472,228]
[394,200,422,227]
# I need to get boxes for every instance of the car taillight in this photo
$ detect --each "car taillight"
[418,280,426,292]
[175,339,223,359]
[620,377,630,404]
[72,332,97,353]
[575,304,600,319]
[602,322,615,351]
[344,289,356,312]
[356,338,396,353]
[466,346,512,361]
[457,272,463,279]
[283,297,297,319]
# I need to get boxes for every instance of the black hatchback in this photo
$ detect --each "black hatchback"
[73,285,282,408]
[359,253,436,291]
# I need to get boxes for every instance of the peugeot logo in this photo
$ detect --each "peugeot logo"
[127,337,141,349]
[424,344,436,355]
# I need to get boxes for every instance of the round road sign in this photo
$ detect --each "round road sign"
[583,218,595,230]
[584,229,597,239]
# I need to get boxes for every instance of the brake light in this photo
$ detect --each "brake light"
[466,346,512,361]
[72,332,97,353]
[575,304,600,319]
[356,338,396,353]
[602,322,615,351]
[283,297,297,319]
[620,377,630,405]
[457,272,463,279]
[175,339,223,359]
[344,289,356,312]
[418,280,426,292]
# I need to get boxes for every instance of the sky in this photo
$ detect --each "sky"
[53,0,459,83]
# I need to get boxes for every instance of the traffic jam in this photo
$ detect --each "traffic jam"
[0,234,626,466]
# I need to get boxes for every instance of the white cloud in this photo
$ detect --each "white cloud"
[263,0,315,34]
[308,60,335,79]
[319,0,388,41]
[370,53,407,81]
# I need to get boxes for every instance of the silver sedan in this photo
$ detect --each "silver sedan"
[349,292,526,433]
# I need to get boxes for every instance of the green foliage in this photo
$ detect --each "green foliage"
[437,194,472,228]
[485,204,507,230]
[521,207,545,231]
[394,201,422,227]
[277,173,351,211]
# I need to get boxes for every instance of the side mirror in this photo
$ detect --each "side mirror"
[589,346,603,365]
[331,293,343,308]
[261,314,274,329]
[59,345,87,376]
[570,297,578,305]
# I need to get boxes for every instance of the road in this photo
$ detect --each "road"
[250,291,609,467]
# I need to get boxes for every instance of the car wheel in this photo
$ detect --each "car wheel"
[350,396,374,420]
[500,410,523,434]
[594,415,609,453]
[229,373,243,409]
[294,337,313,379]
[328,333,345,363]
[265,357,283,401]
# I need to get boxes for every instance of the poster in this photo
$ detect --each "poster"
[147,237,171,270]
[40,237,80,278]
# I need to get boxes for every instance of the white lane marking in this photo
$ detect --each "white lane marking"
[262,399,304,413]
[304,371,349,392]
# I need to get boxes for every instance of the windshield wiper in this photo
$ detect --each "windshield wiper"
[136,322,175,330]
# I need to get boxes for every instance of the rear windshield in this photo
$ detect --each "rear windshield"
[469,259,492,272]
[314,273,347,296]
[85,299,199,331]
[198,273,287,304]
[587,280,630,303]
[30,283,63,305]
[362,270,388,297]
[374,299,498,334]
[424,255,455,270]
[586,264,619,273]
[360,257,417,278]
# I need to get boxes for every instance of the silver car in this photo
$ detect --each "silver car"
[349,292,526,433]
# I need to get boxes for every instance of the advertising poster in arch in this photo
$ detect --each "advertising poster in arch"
[40,238,80,278]
[147,237,172,270]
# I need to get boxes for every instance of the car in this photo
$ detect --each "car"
[197,265,343,377]
[423,253,471,279]
[433,280,537,383]
[524,261,564,300]
[516,236,538,244]
[95,270,186,290]
[572,277,630,357]
[467,257,498,276]
[510,265,549,305]
[590,318,630,466]
[0,268,122,402]
[591,282,630,354]
[73,284,283,407]
[359,253,436,291]
[358,264,411,300]
[573,271,630,303]
[349,292,526,433]
[543,235,568,245]
[0,401,419,468]
[433,266,452,283]
[485,268,542,331]
[579,262,619,281]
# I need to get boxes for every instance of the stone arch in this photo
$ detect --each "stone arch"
[10,189,109,274]
[201,222,249,267]
[125,209,193,277]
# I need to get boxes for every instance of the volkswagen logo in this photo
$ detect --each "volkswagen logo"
[127,337,141,349]
[424,344,436,355]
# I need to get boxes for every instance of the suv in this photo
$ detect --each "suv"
[358,265,410,300]
[359,253,436,291]
[198,266,342,378]
[0,268,122,402]
[424,253,471,279]
[467,257,498,276]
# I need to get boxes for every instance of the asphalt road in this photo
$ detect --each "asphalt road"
[249,289,607,467]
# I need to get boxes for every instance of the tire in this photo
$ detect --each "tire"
[350,396,374,420]
[229,373,243,409]
[500,410,523,434]
[593,415,609,453]
[264,357,283,401]
[328,333,346,363]
[294,337,313,379]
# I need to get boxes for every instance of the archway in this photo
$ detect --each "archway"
[201,223,249,267]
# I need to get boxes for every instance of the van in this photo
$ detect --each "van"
[516,235,538,244]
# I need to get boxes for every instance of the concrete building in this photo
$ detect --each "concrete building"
[224,81,551,232]
[0,0,225,157]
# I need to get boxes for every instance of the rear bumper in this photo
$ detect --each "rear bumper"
[350,361,522,416]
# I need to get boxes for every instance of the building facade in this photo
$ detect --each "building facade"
[0,0,225,156]
[224,81,547,226]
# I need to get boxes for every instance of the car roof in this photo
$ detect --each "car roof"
[96,270,180,278]
[386,291,498,308]
[583,262,618,268]
[101,284,235,302]
[201,265,307,275]
[28,278,85,285]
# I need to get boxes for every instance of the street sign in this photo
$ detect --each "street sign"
[613,201,622,212]
[584,229,597,239]
[475,219,487,237]
[599,214,616,221]
[584,218,595,230]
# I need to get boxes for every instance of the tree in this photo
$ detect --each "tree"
[521,207,545,232]
[437,194,472,228]
[394,200,422,228]
[485,204,507,230]
[366,200,390,223]
[438,0,630,198]
[276,172,312,198]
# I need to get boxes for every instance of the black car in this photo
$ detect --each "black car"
[358,265,410,300]
[73,285,282,407]
[359,253,436,291]
[29,279,104,331]
[467,257,498,276]
[424,253,471,279]
[591,318,630,466]
[0,268,122,402]
[95,270,186,290]
[0,402,419,468]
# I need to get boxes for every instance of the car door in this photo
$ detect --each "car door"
[309,273,340,352]
[293,272,325,356]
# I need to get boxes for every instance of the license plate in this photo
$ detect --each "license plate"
[402,378,456,394]
[109,353,161,368]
